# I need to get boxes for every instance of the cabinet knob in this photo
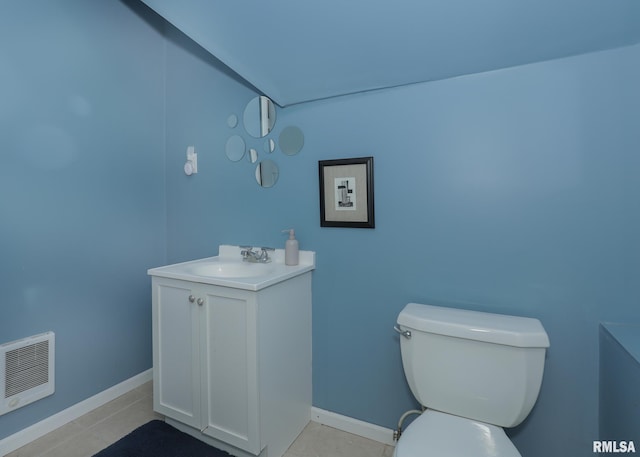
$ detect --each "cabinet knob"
[188,295,196,303]
[197,298,204,306]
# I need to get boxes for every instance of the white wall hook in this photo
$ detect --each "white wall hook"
[184,146,197,175]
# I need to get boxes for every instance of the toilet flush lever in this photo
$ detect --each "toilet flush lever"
[394,325,411,339]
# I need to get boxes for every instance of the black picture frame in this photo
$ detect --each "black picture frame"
[318,157,375,228]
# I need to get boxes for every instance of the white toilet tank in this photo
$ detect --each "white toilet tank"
[396,303,550,428]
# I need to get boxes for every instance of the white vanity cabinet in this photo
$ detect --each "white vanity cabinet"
[150,265,312,457]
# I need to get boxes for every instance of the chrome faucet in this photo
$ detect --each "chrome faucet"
[240,246,274,263]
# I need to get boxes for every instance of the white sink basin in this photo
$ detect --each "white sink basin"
[187,259,275,278]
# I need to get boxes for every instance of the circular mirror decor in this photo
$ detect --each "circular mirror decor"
[227,114,238,128]
[279,126,304,156]
[264,138,275,153]
[225,135,246,162]
[243,96,276,138]
[255,159,279,188]
[248,148,259,164]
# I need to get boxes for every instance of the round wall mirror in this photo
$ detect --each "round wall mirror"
[243,96,276,138]
[255,159,279,188]
[279,126,304,156]
[225,135,246,162]
[248,148,258,164]
[227,114,238,128]
[264,138,275,153]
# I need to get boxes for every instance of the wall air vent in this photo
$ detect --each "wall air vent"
[0,332,55,416]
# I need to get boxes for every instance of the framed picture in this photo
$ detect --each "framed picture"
[318,156,375,228]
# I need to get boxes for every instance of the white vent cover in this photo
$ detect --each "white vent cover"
[0,332,55,416]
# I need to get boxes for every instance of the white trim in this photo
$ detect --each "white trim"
[0,369,152,457]
[311,407,396,446]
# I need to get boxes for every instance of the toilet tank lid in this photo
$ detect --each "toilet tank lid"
[397,303,550,348]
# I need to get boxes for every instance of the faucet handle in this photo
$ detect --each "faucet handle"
[258,247,274,262]
[239,246,254,260]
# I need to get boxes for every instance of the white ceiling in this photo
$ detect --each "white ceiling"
[140,0,640,106]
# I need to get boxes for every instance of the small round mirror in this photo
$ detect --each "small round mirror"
[279,126,304,156]
[225,135,246,162]
[255,159,279,188]
[227,114,238,128]
[248,148,259,164]
[264,138,275,153]
[243,95,276,138]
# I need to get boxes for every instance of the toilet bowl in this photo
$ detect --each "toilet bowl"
[393,410,520,457]
[394,303,549,457]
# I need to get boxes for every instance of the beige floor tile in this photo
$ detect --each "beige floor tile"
[133,380,153,398]
[89,396,162,446]
[286,421,386,457]
[39,430,109,457]
[73,388,145,429]
[7,385,160,457]
[5,421,85,457]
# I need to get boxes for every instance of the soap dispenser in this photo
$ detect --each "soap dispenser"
[282,229,299,266]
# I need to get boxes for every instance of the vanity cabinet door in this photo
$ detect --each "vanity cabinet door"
[200,289,261,454]
[152,278,202,429]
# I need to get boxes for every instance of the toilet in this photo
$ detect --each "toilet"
[393,303,550,457]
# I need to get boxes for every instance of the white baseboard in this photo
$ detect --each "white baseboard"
[311,407,396,446]
[0,369,152,457]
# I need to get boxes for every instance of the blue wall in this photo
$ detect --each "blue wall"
[0,0,166,439]
[163,38,640,456]
[2,2,639,456]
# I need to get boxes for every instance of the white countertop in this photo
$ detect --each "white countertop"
[147,245,315,291]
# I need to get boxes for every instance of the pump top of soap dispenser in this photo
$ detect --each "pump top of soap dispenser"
[283,229,295,239]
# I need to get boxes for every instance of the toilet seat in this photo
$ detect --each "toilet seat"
[394,410,521,457]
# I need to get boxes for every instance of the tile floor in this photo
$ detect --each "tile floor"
[7,382,395,457]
